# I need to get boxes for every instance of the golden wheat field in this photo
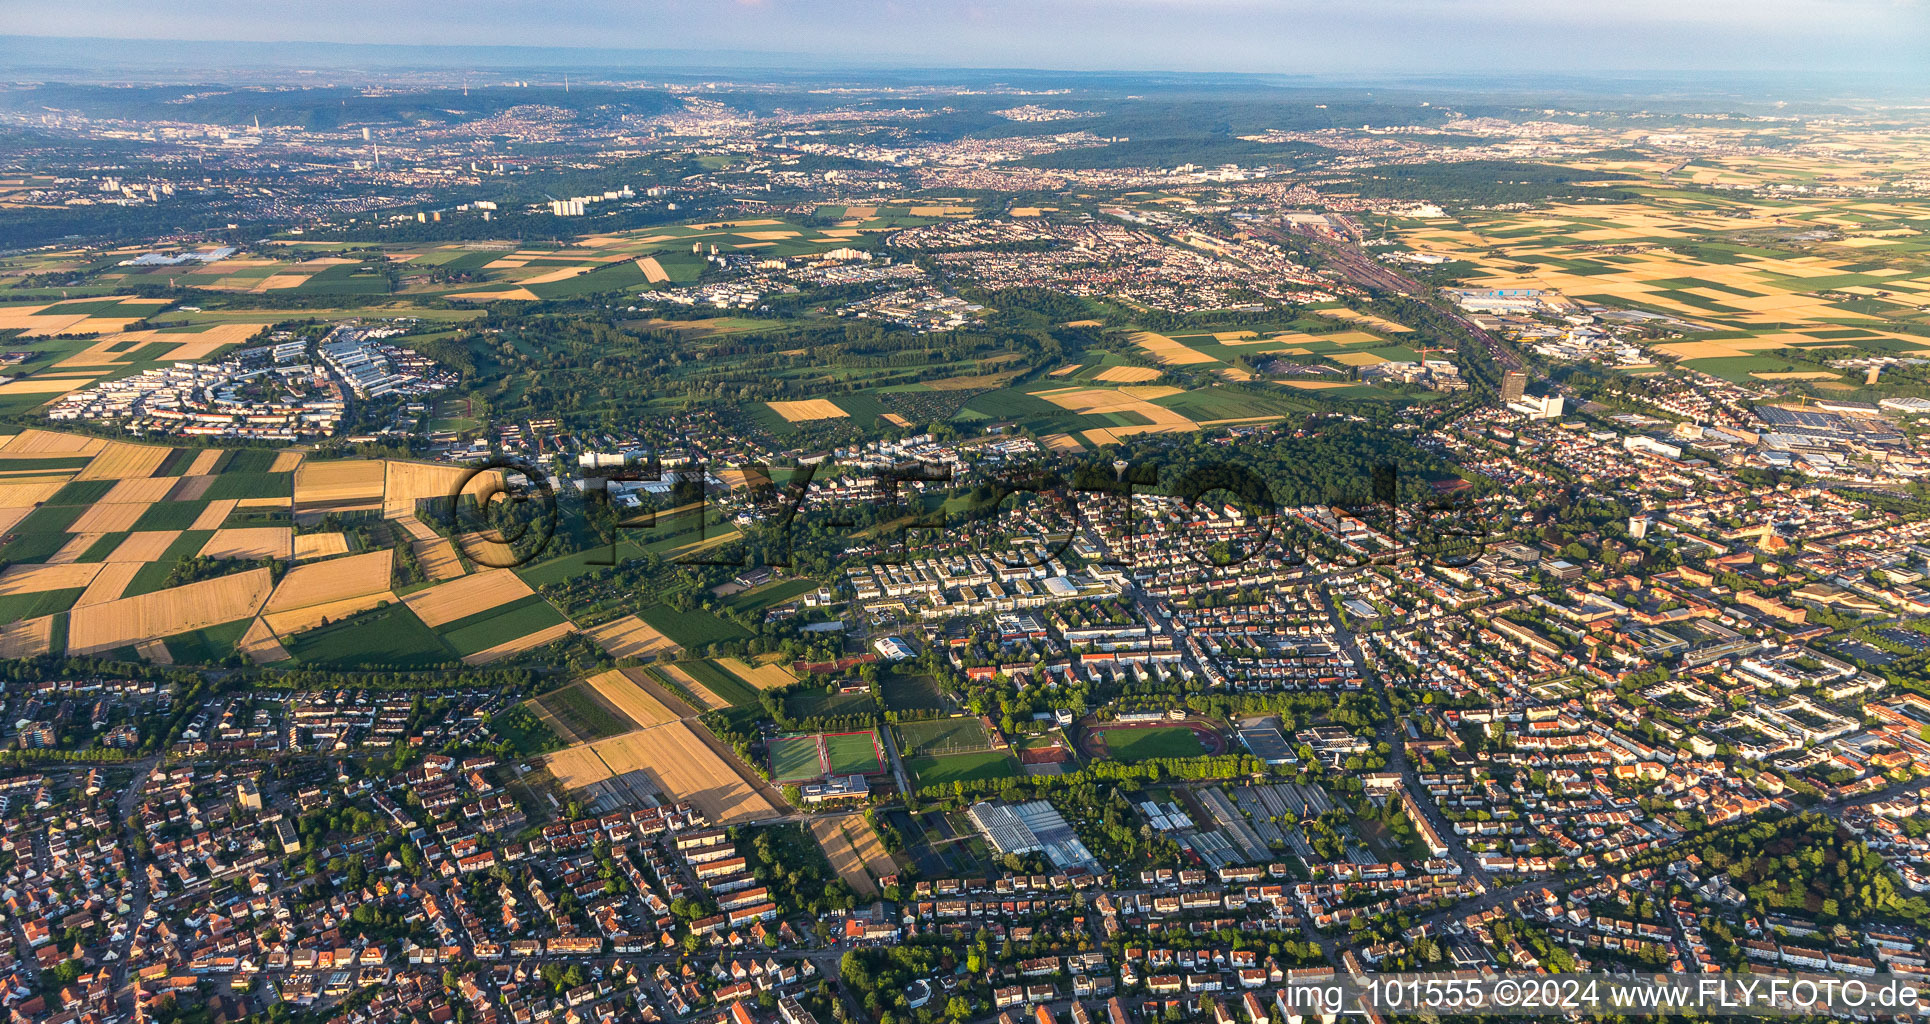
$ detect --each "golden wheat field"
[237,616,291,664]
[262,591,400,637]
[74,563,143,608]
[0,429,103,456]
[0,562,103,594]
[1093,365,1165,383]
[293,459,385,511]
[73,441,170,481]
[101,531,177,563]
[263,549,393,612]
[767,399,848,422]
[384,460,486,518]
[411,538,466,580]
[198,527,293,560]
[66,567,274,654]
[44,532,102,564]
[658,663,730,711]
[401,567,533,627]
[293,533,351,560]
[67,503,148,534]
[100,476,176,503]
[1033,385,1197,439]
[715,656,796,690]
[584,667,680,727]
[810,817,894,897]
[0,476,74,509]
[0,616,54,658]
[188,498,238,530]
[461,622,575,666]
[544,721,774,823]
[585,614,680,660]
[1128,331,1218,366]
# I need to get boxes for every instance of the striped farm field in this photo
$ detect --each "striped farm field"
[435,593,569,657]
[582,667,680,728]
[585,614,680,660]
[292,458,384,513]
[198,527,292,560]
[714,656,796,690]
[403,567,535,628]
[767,399,847,422]
[66,567,273,654]
[263,549,392,613]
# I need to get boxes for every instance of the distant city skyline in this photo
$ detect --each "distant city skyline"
[1,0,1926,78]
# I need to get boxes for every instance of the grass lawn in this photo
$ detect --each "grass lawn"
[879,672,948,714]
[785,686,877,721]
[1099,725,1206,761]
[907,750,1020,789]
[492,704,563,757]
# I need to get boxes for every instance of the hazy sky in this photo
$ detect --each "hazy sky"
[4,0,1927,76]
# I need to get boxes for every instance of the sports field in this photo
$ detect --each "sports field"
[1095,725,1207,761]
[906,750,1020,789]
[770,729,885,781]
[895,716,991,755]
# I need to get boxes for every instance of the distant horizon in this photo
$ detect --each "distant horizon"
[0,0,1925,84]
[1,33,1926,101]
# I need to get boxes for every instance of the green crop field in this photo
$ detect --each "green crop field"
[677,658,759,707]
[435,594,570,657]
[532,682,633,741]
[161,620,252,665]
[637,604,750,649]
[285,605,456,670]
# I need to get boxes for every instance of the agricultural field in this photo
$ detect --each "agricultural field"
[1396,184,1930,379]
[526,680,634,744]
[809,816,896,898]
[672,658,761,708]
[542,719,777,824]
[581,667,681,727]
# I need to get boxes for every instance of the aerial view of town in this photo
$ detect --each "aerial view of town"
[1,2,1929,1022]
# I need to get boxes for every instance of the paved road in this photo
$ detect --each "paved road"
[1315,582,1496,892]
[110,757,163,1016]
